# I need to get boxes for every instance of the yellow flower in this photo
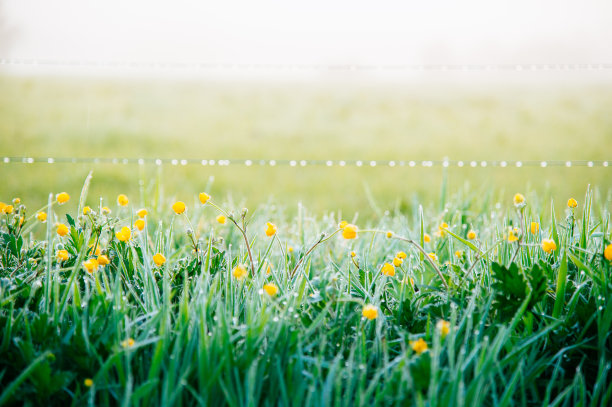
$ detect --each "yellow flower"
[82,258,99,273]
[339,220,348,229]
[56,249,69,261]
[117,194,129,206]
[233,264,248,280]
[134,218,145,231]
[428,252,438,262]
[467,230,476,240]
[342,224,358,239]
[604,244,612,261]
[102,206,111,215]
[137,208,148,218]
[393,257,403,267]
[13,198,20,205]
[36,212,47,222]
[83,206,91,215]
[386,231,393,238]
[3,205,14,214]
[172,201,186,214]
[265,262,272,275]
[424,233,431,243]
[56,224,69,237]
[115,226,132,242]
[439,222,449,236]
[436,320,450,338]
[567,198,578,208]
[455,250,463,258]
[396,251,407,259]
[362,304,378,320]
[84,378,93,387]
[153,253,166,266]
[513,193,525,206]
[199,192,211,205]
[0,202,5,212]
[216,215,227,224]
[530,222,539,234]
[288,246,294,253]
[56,192,70,204]
[263,283,279,296]
[121,338,135,348]
[507,231,519,243]
[410,338,428,354]
[381,262,395,276]
[97,255,110,266]
[265,222,277,237]
[542,239,557,253]
[350,251,357,258]
[88,244,101,256]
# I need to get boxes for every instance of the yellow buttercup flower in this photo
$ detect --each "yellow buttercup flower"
[467,230,476,240]
[0,202,5,212]
[216,215,227,224]
[428,252,438,262]
[396,251,407,259]
[265,222,277,237]
[604,244,612,261]
[530,222,539,234]
[56,249,69,261]
[393,257,403,267]
[13,198,20,205]
[381,262,395,276]
[36,212,47,222]
[83,206,91,215]
[513,193,525,206]
[134,218,145,231]
[117,194,129,206]
[386,231,393,238]
[82,258,99,273]
[89,244,101,256]
[3,205,14,214]
[84,378,93,387]
[410,338,428,354]
[56,192,70,204]
[362,304,378,320]
[115,226,132,242]
[137,208,148,218]
[199,192,211,205]
[263,283,279,296]
[455,250,463,258]
[102,206,111,215]
[507,231,519,243]
[339,220,348,229]
[97,254,110,266]
[439,222,449,237]
[153,253,166,266]
[121,338,135,348]
[56,224,69,237]
[233,265,248,280]
[172,201,186,215]
[437,320,450,338]
[567,198,578,208]
[350,251,357,258]
[542,239,557,253]
[342,224,358,239]
[424,233,431,243]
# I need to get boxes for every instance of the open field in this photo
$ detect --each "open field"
[1,75,611,217]
[0,185,611,405]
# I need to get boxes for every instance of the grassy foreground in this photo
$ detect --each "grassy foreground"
[0,181,611,406]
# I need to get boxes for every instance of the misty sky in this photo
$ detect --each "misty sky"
[2,1,612,72]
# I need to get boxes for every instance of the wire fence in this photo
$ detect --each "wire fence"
[1,156,610,169]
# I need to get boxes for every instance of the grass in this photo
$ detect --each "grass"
[1,75,611,217]
[0,182,611,406]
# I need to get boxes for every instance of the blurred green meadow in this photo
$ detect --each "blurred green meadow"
[1,74,611,217]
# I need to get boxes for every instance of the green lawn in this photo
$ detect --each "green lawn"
[1,75,611,216]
